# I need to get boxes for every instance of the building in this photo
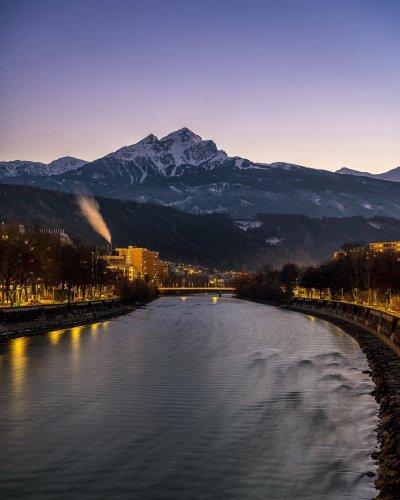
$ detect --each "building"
[38,228,72,244]
[369,241,400,253]
[104,246,160,282]
[333,246,365,260]
[333,250,346,260]
[333,241,400,260]
[102,253,137,281]
[1,223,72,244]
[117,247,159,281]
[156,261,170,284]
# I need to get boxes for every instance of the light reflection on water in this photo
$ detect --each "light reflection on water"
[49,329,64,345]
[10,337,28,393]
[0,297,378,499]
[70,325,83,350]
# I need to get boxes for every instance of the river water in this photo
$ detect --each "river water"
[0,296,379,499]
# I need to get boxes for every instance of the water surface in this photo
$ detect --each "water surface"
[0,297,379,499]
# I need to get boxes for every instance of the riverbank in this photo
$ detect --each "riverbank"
[283,302,400,500]
[0,299,131,343]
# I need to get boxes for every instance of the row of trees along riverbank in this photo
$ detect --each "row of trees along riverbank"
[234,244,400,312]
[0,222,157,306]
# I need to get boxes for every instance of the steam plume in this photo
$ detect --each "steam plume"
[76,194,111,244]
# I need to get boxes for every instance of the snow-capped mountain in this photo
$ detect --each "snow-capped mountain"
[46,156,87,175]
[0,160,48,177]
[336,166,400,182]
[107,128,228,175]
[97,127,234,182]
[1,128,400,219]
[0,156,87,178]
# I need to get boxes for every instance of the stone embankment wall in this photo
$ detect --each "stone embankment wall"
[288,298,400,355]
[0,300,128,341]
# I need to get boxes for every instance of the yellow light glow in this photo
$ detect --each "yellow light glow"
[11,337,28,393]
[71,326,83,350]
[212,296,218,303]
[49,329,63,345]
[180,296,187,301]
[91,322,100,338]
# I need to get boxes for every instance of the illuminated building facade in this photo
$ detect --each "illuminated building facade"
[333,241,400,260]
[102,254,137,281]
[104,246,162,283]
[369,241,400,253]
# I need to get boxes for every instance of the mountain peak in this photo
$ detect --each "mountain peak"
[140,133,158,144]
[160,127,202,144]
[336,166,400,182]
[336,167,374,177]
[46,156,88,175]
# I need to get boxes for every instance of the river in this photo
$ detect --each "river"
[0,296,379,499]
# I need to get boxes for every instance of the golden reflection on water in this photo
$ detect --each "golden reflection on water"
[71,326,83,351]
[49,329,64,345]
[91,322,100,338]
[10,337,28,393]
[69,326,84,368]
[212,296,218,304]
[180,296,187,301]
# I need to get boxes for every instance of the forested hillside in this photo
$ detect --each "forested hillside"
[1,183,400,269]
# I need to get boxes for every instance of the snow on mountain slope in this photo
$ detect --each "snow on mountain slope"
[0,156,87,178]
[0,160,48,177]
[336,166,400,182]
[46,156,87,175]
[2,128,400,220]
[104,127,228,180]
[269,162,307,171]
[336,167,376,178]
[235,220,263,231]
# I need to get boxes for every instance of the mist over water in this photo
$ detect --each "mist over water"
[0,297,378,499]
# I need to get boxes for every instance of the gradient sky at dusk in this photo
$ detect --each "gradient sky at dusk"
[1,0,399,172]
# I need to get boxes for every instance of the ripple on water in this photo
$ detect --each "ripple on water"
[0,297,379,499]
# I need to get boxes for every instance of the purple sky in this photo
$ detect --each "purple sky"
[1,0,399,172]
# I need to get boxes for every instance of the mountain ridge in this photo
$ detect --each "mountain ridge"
[0,156,87,177]
[1,128,400,219]
[336,166,400,182]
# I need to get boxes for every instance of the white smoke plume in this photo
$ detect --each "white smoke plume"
[76,194,111,244]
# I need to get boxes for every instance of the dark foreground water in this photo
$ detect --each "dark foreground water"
[0,297,379,499]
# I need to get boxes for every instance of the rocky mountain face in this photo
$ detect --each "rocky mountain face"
[2,128,400,219]
[2,183,400,269]
[0,156,87,178]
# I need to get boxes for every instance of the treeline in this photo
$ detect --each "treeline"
[301,246,400,304]
[234,263,301,302]
[0,222,155,305]
[235,245,400,308]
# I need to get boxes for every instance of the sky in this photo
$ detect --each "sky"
[0,0,399,172]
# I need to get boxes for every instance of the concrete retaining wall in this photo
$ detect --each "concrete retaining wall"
[0,300,127,340]
[288,298,400,354]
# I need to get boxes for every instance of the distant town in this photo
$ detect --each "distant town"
[0,222,239,306]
